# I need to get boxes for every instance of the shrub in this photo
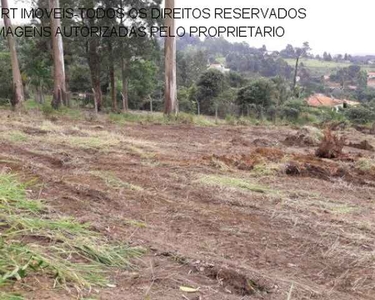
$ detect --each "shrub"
[178,86,197,114]
[196,69,226,115]
[236,78,276,114]
[41,103,55,117]
[280,99,305,121]
[345,105,375,124]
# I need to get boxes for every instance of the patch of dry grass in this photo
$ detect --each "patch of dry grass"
[90,171,144,192]
[0,131,28,143]
[197,174,274,194]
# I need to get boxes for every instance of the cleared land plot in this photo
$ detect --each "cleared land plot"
[1,110,375,299]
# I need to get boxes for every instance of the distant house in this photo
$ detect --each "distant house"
[208,63,230,73]
[367,72,375,87]
[307,94,360,111]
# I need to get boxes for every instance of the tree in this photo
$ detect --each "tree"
[237,78,277,116]
[0,53,12,104]
[196,69,225,115]
[271,76,291,117]
[177,49,208,87]
[280,44,295,59]
[127,59,158,109]
[357,70,368,90]
[164,0,178,114]
[293,42,311,91]
[323,52,333,62]
[49,0,67,109]
[108,40,117,111]
[226,71,246,88]
[1,0,24,109]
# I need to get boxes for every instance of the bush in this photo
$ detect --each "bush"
[345,106,375,124]
[41,103,55,117]
[281,107,300,121]
[236,78,276,114]
[280,99,305,121]
[178,86,197,114]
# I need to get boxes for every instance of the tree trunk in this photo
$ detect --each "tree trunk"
[36,85,43,104]
[49,0,67,109]
[150,97,153,112]
[164,0,177,115]
[87,38,102,112]
[196,100,200,116]
[108,41,117,112]
[121,57,129,112]
[293,55,300,91]
[92,88,98,114]
[92,80,102,113]
[1,0,24,110]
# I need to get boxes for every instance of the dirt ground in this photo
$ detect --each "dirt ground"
[1,111,375,300]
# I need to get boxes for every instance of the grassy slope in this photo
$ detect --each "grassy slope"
[285,58,375,76]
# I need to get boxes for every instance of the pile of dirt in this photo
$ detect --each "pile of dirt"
[206,148,285,171]
[285,154,375,186]
[348,140,374,151]
[284,126,323,147]
[205,266,267,296]
[285,160,344,182]
[230,136,251,147]
[354,124,375,135]
[253,138,277,147]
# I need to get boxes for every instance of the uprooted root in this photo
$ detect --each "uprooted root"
[316,129,345,159]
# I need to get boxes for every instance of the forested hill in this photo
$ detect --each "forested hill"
[176,35,293,79]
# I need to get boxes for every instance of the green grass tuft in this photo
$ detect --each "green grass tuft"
[24,100,42,110]
[0,292,24,300]
[0,173,144,295]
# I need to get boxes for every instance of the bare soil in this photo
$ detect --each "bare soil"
[1,111,375,300]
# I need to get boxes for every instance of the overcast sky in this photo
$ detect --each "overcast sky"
[5,0,375,55]
[175,0,373,56]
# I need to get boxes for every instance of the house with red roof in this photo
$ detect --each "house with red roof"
[307,94,360,111]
